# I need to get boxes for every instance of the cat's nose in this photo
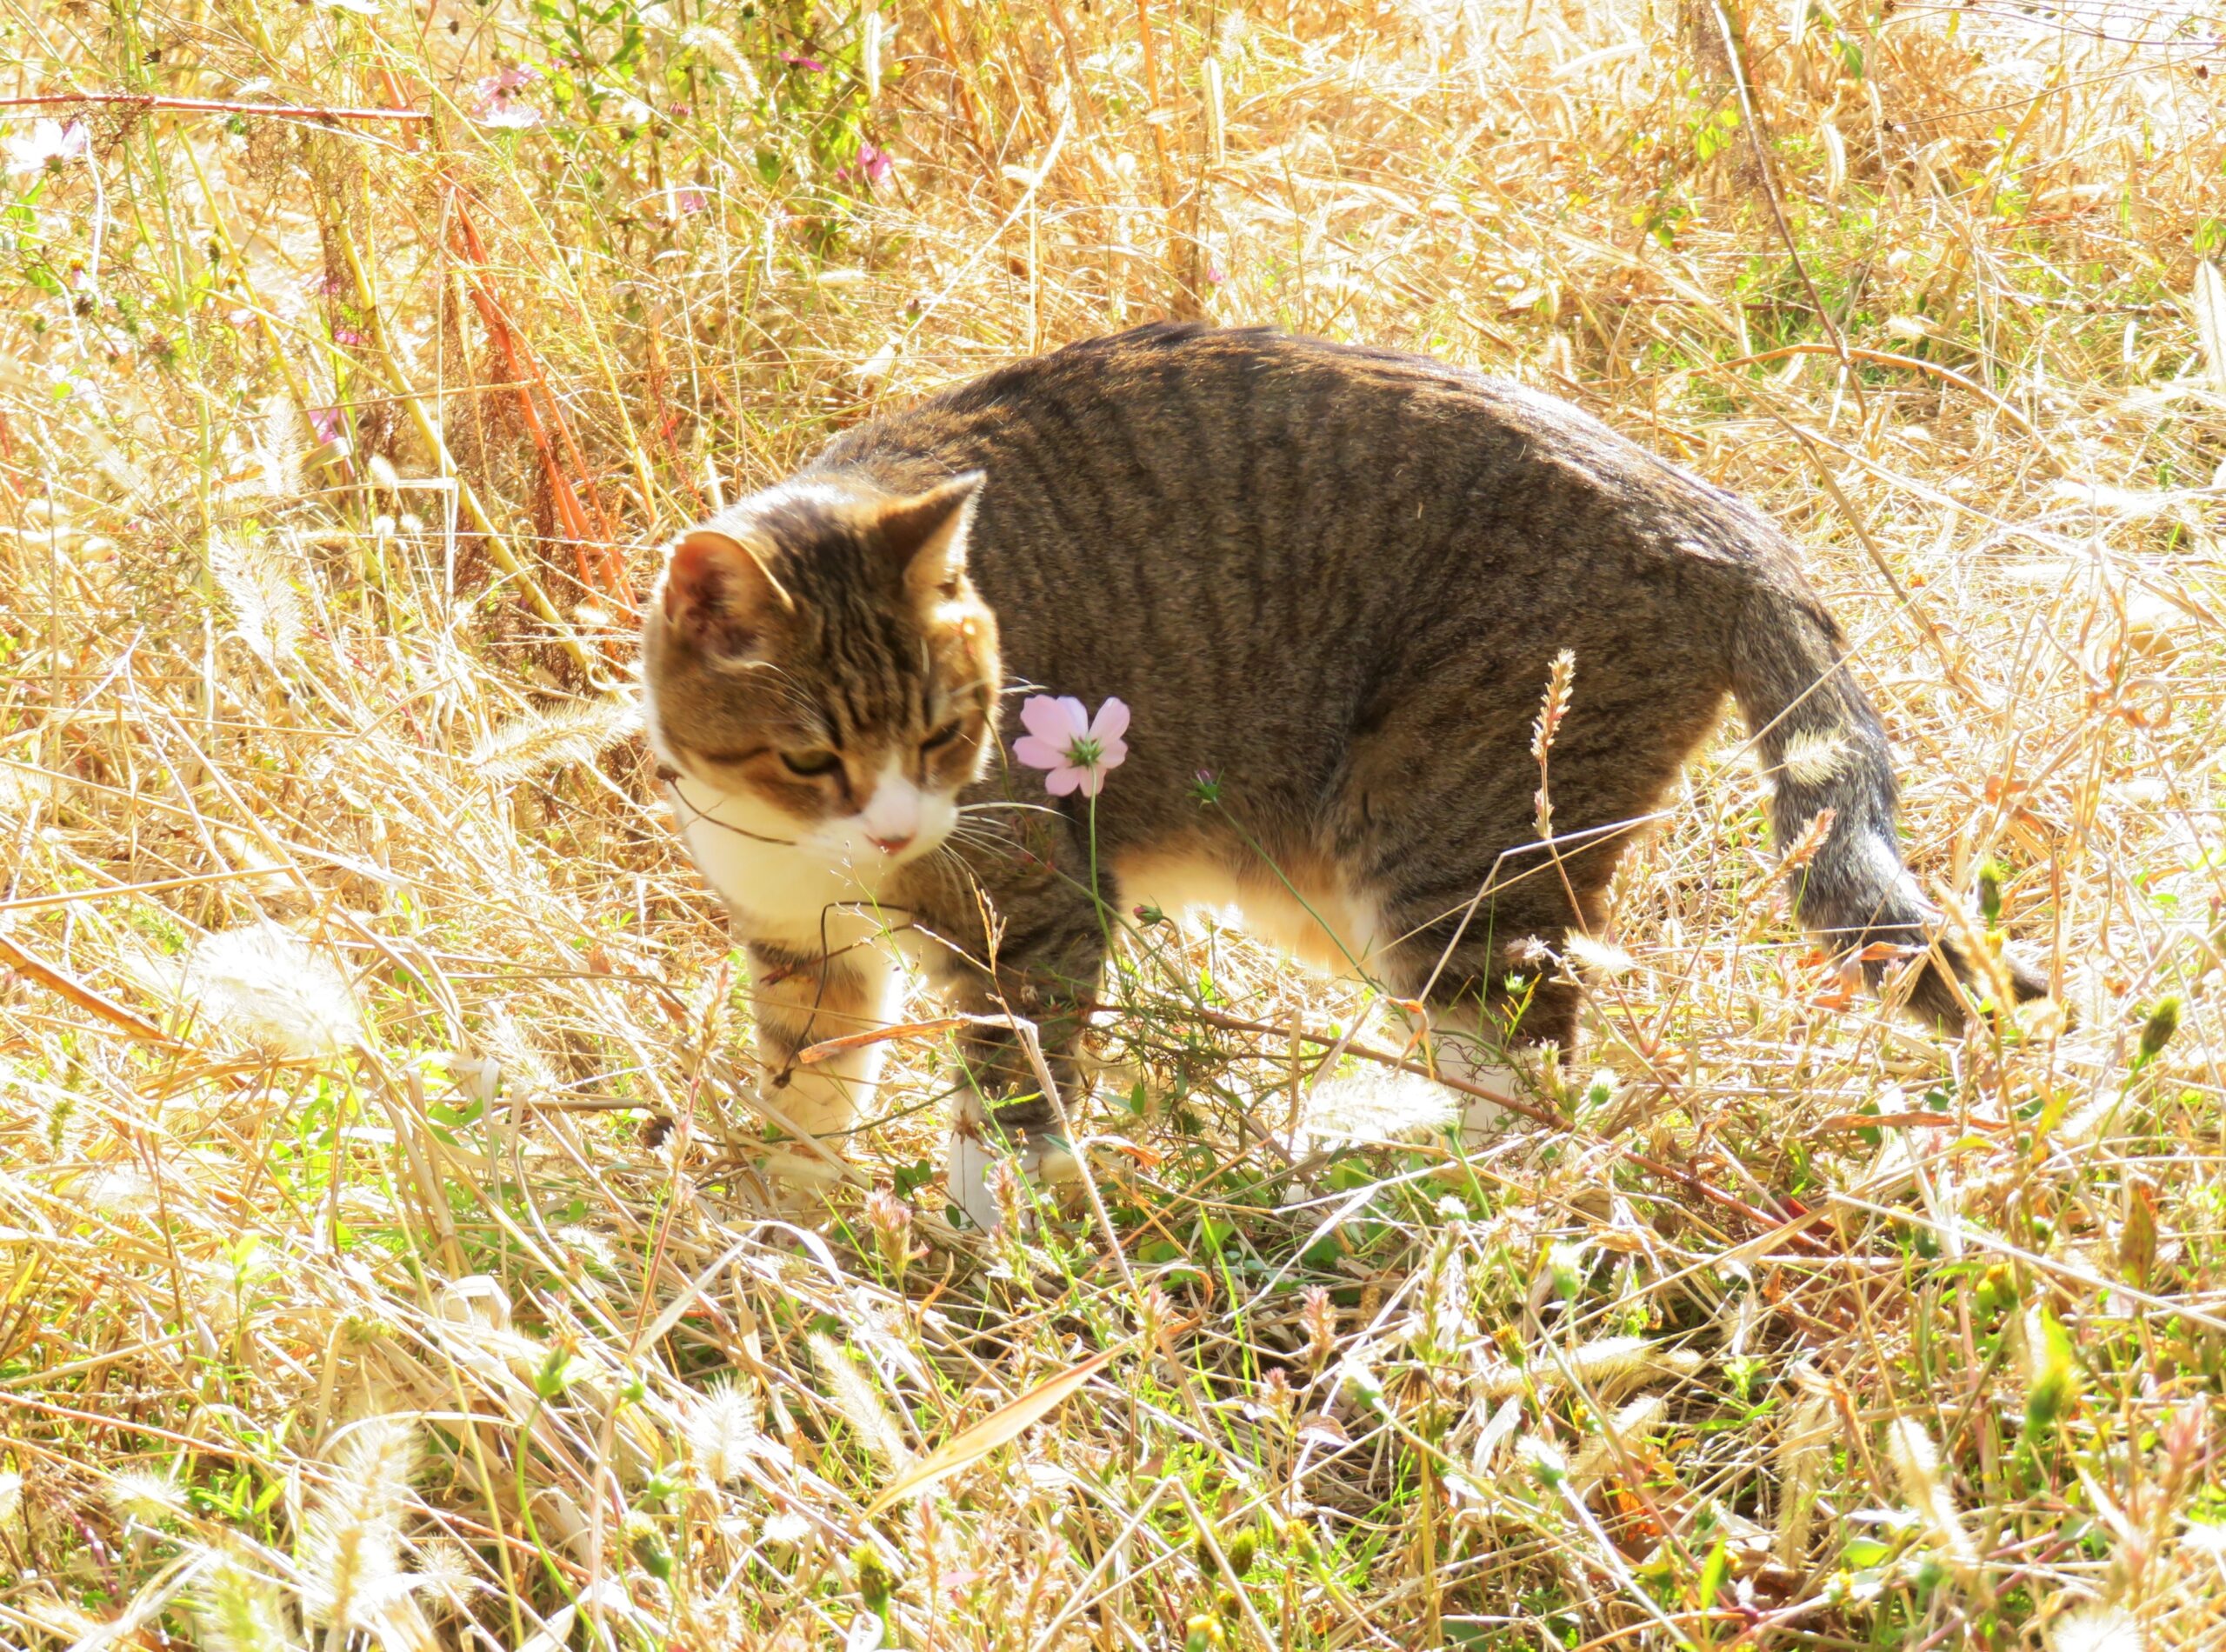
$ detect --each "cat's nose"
[868,831,914,856]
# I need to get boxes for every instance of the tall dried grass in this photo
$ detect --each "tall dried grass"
[2,0,2223,1645]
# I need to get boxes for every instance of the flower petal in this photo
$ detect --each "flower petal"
[1020,695,1084,745]
[1044,765,1083,796]
[1074,766,1105,797]
[1055,696,1090,737]
[1011,735,1063,770]
[1096,736,1128,770]
[1089,698,1130,745]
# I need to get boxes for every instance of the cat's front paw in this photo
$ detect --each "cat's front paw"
[943,1124,1079,1232]
[752,1065,863,1139]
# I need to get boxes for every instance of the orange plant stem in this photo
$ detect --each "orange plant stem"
[372,64,633,612]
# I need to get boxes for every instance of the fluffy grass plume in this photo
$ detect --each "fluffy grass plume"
[193,1547,301,1652]
[207,533,308,667]
[467,698,641,784]
[1297,1068,1459,1145]
[1887,1417,1979,1573]
[184,920,363,1057]
[298,1415,418,1637]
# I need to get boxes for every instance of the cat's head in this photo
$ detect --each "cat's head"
[641,473,1001,869]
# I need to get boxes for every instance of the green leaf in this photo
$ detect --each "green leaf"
[1696,1536,1729,1611]
[2023,1305,2082,1436]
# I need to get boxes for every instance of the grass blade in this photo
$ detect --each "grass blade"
[2194,260,2226,392]
[863,1341,1128,1515]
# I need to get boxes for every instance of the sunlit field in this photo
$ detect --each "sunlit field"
[2,0,2223,1645]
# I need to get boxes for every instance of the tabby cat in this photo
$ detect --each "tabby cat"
[641,324,2044,1221]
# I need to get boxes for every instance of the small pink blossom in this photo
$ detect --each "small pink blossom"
[672,185,710,214]
[308,406,343,443]
[856,141,894,184]
[780,50,826,70]
[5,119,89,177]
[470,65,543,127]
[1014,696,1128,798]
[331,326,368,346]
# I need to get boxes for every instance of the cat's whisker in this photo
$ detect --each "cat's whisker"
[933,831,1012,861]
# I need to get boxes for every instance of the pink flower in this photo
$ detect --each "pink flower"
[5,119,89,177]
[308,406,343,443]
[780,50,826,70]
[470,67,543,127]
[672,185,709,214]
[1014,696,1128,798]
[856,141,894,185]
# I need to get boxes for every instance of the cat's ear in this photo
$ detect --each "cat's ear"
[660,530,792,656]
[876,472,983,601]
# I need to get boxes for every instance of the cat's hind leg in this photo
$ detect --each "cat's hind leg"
[1377,883,1598,1136]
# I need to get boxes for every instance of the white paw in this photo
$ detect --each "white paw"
[1020,1134,1079,1187]
[943,1130,1077,1231]
[752,1072,860,1139]
[1436,1051,1534,1142]
[945,1131,1002,1232]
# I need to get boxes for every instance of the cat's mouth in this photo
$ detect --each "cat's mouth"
[816,813,954,870]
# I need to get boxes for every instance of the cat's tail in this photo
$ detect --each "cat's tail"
[1728,582,2049,1023]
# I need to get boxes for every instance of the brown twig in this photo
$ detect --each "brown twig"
[449,205,635,614]
[1701,0,1865,419]
[0,92,428,123]
[0,931,186,1049]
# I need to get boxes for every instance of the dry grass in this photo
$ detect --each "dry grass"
[3,0,2225,1645]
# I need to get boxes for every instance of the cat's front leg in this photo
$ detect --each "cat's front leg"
[745,939,897,1141]
[931,949,1101,1229]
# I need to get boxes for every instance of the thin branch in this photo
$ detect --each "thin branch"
[0,92,430,122]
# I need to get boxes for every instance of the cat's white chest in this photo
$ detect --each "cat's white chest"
[670,783,888,953]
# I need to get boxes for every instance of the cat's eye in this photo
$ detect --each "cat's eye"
[920,721,963,752]
[779,749,843,777]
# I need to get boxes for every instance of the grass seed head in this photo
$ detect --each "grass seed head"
[299,1415,417,1633]
[1886,1418,1976,1570]
[686,1380,766,1485]
[185,921,361,1059]
[1298,1069,1456,1146]
[192,1546,300,1652]
[2047,1602,2146,1652]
